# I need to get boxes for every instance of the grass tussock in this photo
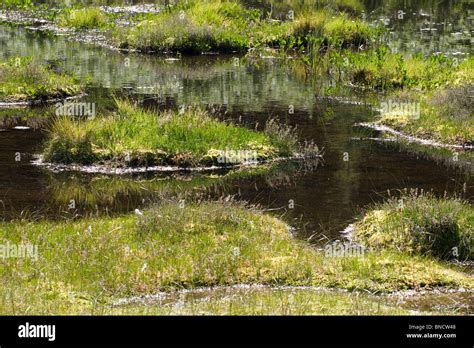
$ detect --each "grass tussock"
[0,57,81,103]
[58,7,108,29]
[376,79,473,146]
[309,46,473,145]
[42,99,309,167]
[113,1,283,53]
[354,191,473,260]
[111,0,378,53]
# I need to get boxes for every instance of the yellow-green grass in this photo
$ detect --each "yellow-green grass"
[377,83,473,146]
[58,7,108,29]
[112,0,378,53]
[113,0,286,53]
[353,192,473,261]
[307,47,473,145]
[0,200,472,315]
[42,99,307,167]
[314,47,473,92]
[292,10,377,49]
[0,57,81,103]
[270,0,364,14]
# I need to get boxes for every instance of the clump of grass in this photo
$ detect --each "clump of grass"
[347,49,473,91]
[2,0,33,9]
[58,7,108,29]
[113,1,261,53]
[354,191,473,260]
[112,0,378,54]
[42,99,307,167]
[376,83,474,146]
[0,57,81,103]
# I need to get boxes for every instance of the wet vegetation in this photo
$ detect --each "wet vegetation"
[58,7,108,29]
[42,98,317,167]
[1,200,472,314]
[111,1,377,53]
[0,0,473,316]
[0,56,81,104]
[354,191,473,260]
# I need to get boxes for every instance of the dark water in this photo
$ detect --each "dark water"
[0,0,472,242]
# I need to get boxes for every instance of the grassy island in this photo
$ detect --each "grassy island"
[42,99,315,168]
[0,57,82,104]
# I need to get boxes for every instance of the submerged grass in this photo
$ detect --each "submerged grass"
[354,192,473,261]
[42,99,312,167]
[0,57,81,103]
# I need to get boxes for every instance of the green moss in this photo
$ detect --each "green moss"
[354,193,473,260]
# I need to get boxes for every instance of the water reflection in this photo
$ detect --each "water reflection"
[0,0,472,241]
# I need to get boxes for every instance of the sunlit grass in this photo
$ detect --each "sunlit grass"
[0,57,81,103]
[42,98,310,167]
[58,7,108,29]
[0,199,472,315]
[354,191,473,260]
[111,0,378,53]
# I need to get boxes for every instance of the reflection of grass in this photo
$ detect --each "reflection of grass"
[354,192,473,260]
[0,57,81,103]
[373,134,473,172]
[0,200,472,314]
[47,169,244,209]
[42,99,310,167]
[47,160,316,210]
